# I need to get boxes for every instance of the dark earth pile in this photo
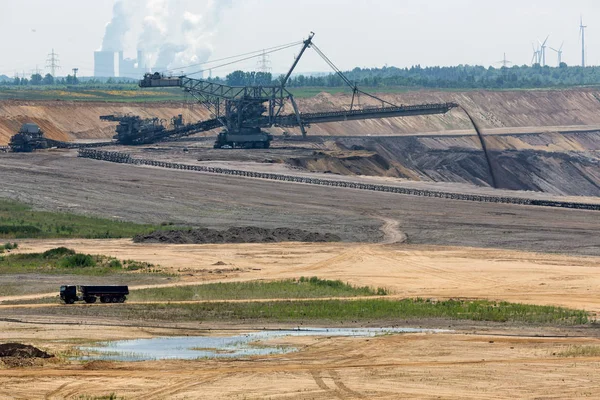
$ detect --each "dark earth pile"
[134,227,341,244]
[0,343,52,358]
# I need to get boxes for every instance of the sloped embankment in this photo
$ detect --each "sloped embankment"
[0,100,211,145]
[3,88,600,144]
[291,89,600,136]
[292,131,600,196]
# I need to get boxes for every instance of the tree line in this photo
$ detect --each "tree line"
[209,64,600,89]
[5,63,600,89]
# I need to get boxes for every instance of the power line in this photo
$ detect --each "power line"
[46,49,61,77]
[160,40,303,75]
[186,42,302,77]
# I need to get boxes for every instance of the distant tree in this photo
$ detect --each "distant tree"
[106,77,115,84]
[20,78,29,85]
[42,73,54,85]
[559,62,568,69]
[65,75,75,84]
[13,77,20,85]
[30,73,43,85]
[254,72,273,86]
[226,70,246,86]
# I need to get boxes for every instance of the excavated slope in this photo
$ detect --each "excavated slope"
[291,89,600,136]
[0,100,211,145]
[297,131,600,196]
[2,89,600,144]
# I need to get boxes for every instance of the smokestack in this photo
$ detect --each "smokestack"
[94,51,119,77]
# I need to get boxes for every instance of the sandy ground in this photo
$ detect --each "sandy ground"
[1,320,600,399]
[3,239,600,314]
[0,236,599,398]
[0,142,599,397]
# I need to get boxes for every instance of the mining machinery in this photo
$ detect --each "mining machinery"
[9,123,50,152]
[139,32,458,149]
[100,114,222,146]
[8,123,113,152]
[100,114,166,145]
[7,123,76,152]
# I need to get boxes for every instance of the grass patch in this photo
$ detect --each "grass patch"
[0,242,18,253]
[0,198,174,239]
[556,345,600,358]
[0,85,183,103]
[0,248,163,276]
[16,298,589,326]
[130,277,384,302]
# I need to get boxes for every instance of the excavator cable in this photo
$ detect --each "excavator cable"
[168,42,303,77]
[159,40,303,75]
[311,43,399,109]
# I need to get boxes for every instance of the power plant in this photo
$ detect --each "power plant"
[94,50,147,78]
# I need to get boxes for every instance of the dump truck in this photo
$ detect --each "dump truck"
[60,285,129,304]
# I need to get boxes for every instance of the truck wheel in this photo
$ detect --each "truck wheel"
[112,297,119,303]
[65,298,75,305]
[100,296,107,303]
[118,296,125,303]
[85,297,97,304]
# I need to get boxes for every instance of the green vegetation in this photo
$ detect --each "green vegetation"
[130,277,385,302]
[0,242,18,253]
[0,247,161,276]
[219,65,600,90]
[0,199,168,239]
[0,85,183,102]
[26,298,589,326]
[5,63,600,104]
[556,345,600,358]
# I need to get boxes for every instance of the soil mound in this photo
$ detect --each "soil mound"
[0,343,53,359]
[134,227,341,244]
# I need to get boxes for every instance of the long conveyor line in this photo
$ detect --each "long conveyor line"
[77,149,600,212]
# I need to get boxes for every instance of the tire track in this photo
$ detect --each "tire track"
[377,218,407,245]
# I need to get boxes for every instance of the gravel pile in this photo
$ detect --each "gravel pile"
[134,227,341,244]
[0,343,53,359]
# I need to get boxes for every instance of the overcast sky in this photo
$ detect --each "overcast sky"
[1,0,599,77]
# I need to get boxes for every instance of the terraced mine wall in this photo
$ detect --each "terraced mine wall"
[292,89,600,136]
[294,131,600,197]
[4,88,600,144]
[78,149,600,211]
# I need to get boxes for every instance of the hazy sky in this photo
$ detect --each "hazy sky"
[1,0,599,77]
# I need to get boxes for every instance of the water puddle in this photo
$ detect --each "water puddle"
[79,327,449,362]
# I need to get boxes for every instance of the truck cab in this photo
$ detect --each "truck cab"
[59,285,78,304]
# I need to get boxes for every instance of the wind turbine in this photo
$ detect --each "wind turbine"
[539,36,550,66]
[531,43,541,66]
[580,16,587,67]
[549,42,564,66]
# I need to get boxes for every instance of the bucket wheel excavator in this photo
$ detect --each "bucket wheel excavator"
[137,32,458,149]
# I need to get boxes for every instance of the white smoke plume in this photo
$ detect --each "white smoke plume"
[102,0,233,73]
[101,0,133,51]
